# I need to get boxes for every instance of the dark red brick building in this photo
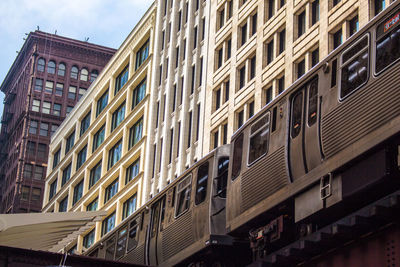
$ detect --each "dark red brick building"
[0,31,116,213]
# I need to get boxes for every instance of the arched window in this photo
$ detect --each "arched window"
[37,58,45,72]
[90,70,99,82]
[47,60,56,74]
[80,68,89,81]
[58,63,66,76]
[71,66,79,79]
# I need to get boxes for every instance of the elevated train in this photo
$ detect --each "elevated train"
[84,2,400,265]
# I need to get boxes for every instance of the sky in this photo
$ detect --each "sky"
[0,0,153,119]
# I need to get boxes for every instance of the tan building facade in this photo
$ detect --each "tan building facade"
[41,4,156,253]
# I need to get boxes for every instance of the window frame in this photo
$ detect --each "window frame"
[175,174,192,218]
[247,112,271,165]
[195,161,209,205]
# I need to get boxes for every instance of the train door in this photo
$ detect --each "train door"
[148,196,166,266]
[289,76,321,181]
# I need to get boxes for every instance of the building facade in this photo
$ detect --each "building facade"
[203,0,391,151]
[0,31,115,214]
[41,5,155,253]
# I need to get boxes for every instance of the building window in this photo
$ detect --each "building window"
[87,198,98,211]
[126,159,140,184]
[115,65,129,95]
[62,163,72,186]
[129,118,143,149]
[239,65,246,89]
[23,164,33,179]
[266,39,274,65]
[214,88,221,110]
[374,0,385,15]
[37,58,45,72]
[108,140,122,170]
[312,48,319,67]
[240,23,247,46]
[78,88,86,100]
[53,149,60,169]
[312,0,319,25]
[297,59,305,79]
[251,13,257,36]
[27,141,36,156]
[104,179,119,203]
[218,6,225,30]
[66,106,73,116]
[237,109,244,129]
[34,78,43,91]
[38,143,46,158]
[136,40,150,70]
[80,68,89,81]
[48,61,56,74]
[279,28,286,54]
[58,63,66,76]
[298,10,306,38]
[65,131,75,154]
[249,55,256,80]
[49,180,57,200]
[68,86,77,100]
[53,103,61,116]
[132,78,146,109]
[39,122,49,136]
[93,125,105,152]
[34,166,44,180]
[278,75,285,93]
[55,83,63,96]
[80,112,91,136]
[32,99,40,112]
[71,66,79,79]
[91,70,98,82]
[122,194,137,220]
[213,130,219,149]
[193,26,198,49]
[83,229,95,249]
[265,86,273,104]
[349,15,359,37]
[73,180,84,205]
[76,145,87,170]
[21,186,30,200]
[267,0,275,20]
[111,102,125,131]
[333,28,342,50]
[89,161,102,188]
[59,196,68,212]
[45,81,54,94]
[249,101,255,118]
[51,124,58,136]
[96,90,109,117]
[42,101,51,114]
[102,212,116,236]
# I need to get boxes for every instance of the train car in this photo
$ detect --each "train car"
[84,145,246,266]
[226,0,400,262]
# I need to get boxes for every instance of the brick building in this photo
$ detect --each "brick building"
[0,31,115,213]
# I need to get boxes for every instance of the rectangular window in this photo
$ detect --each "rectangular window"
[238,110,244,128]
[102,212,116,236]
[53,149,60,169]
[68,86,77,99]
[267,0,275,19]
[248,113,270,164]
[96,90,109,117]
[176,47,180,68]
[62,163,72,186]
[51,124,58,136]
[298,10,306,38]
[93,125,105,152]
[191,65,195,94]
[267,39,274,64]
[32,99,40,112]
[23,164,33,179]
[374,0,385,15]
[108,140,123,170]
[115,65,129,94]
[89,161,102,188]
[225,80,230,102]
[312,0,319,25]
[349,15,359,36]
[279,29,286,54]
[65,131,75,154]
[111,102,126,131]
[217,47,223,69]
[195,162,209,204]
[67,106,73,116]
[39,122,49,136]
[169,128,174,163]
[239,65,246,89]
[21,186,29,200]
[136,39,149,70]
[126,159,140,184]
[59,196,68,212]
[173,85,177,111]
[249,101,255,118]
[297,59,305,78]
[34,78,43,91]
[178,11,182,31]
[53,103,61,116]
[202,18,206,40]
[38,143,46,158]
[42,101,51,114]
[250,56,256,80]
[278,76,285,93]
[49,180,57,200]
[175,175,192,216]
[187,111,192,148]
[129,118,143,149]
[213,130,219,149]
[312,48,319,67]
[83,229,95,249]
[251,13,257,36]
[223,123,228,144]
[80,111,91,136]
[78,88,86,100]
[196,104,200,141]
[215,88,221,110]
[122,195,137,220]
[45,81,54,94]
[333,28,342,49]
[265,86,273,104]
[227,38,232,59]
[87,198,98,211]
[73,180,84,205]
[105,179,119,203]
[34,165,44,180]
[55,83,63,96]
[193,27,198,49]
[240,23,247,46]
[333,0,341,6]
[76,145,87,170]
[218,7,225,29]
[27,141,35,156]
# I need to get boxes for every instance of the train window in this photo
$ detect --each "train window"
[115,225,128,259]
[195,162,209,205]
[307,77,318,126]
[175,175,192,217]
[216,157,229,198]
[291,92,303,138]
[376,11,400,74]
[105,236,116,260]
[331,59,337,88]
[232,133,243,180]
[127,219,138,251]
[340,35,369,99]
[248,113,270,164]
[271,107,277,132]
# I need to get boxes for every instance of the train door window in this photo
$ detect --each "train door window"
[307,77,318,126]
[195,162,209,205]
[175,175,192,217]
[248,113,270,164]
[375,11,400,74]
[216,157,229,197]
[291,91,303,138]
[127,219,139,251]
[232,133,243,180]
[115,225,128,259]
[340,34,369,100]
[105,236,116,260]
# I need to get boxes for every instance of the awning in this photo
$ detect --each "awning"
[0,211,106,252]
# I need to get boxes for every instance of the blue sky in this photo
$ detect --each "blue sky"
[0,0,153,119]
